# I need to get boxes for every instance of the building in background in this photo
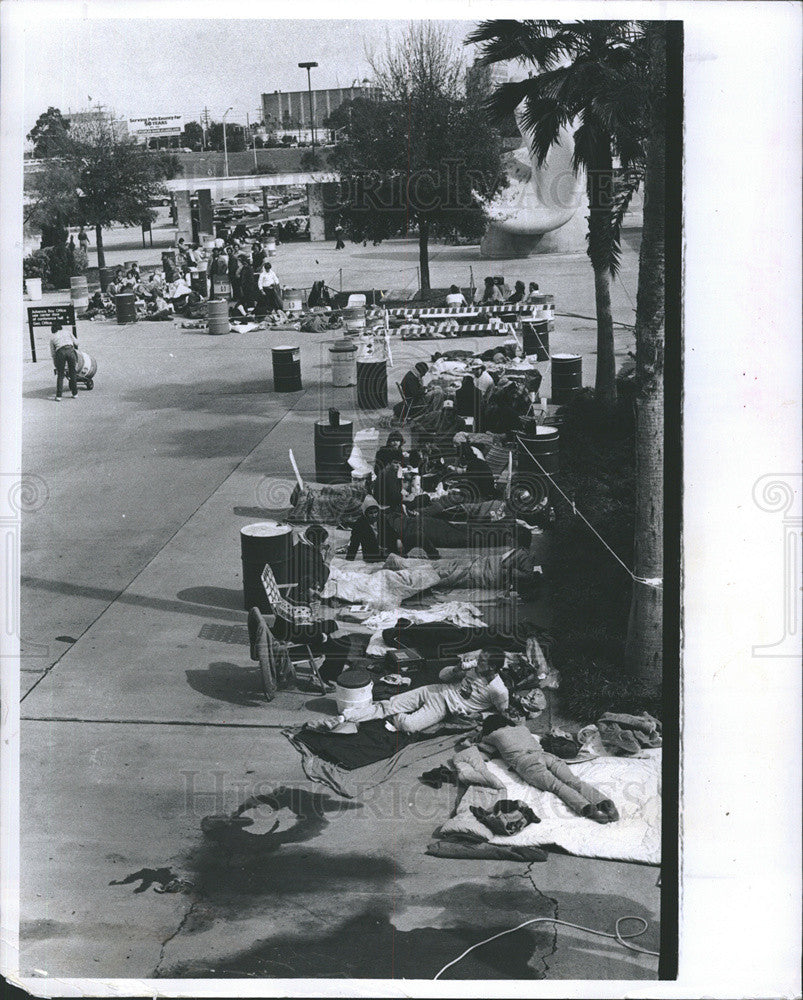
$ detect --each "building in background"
[466,58,525,99]
[261,80,382,132]
[66,107,129,141]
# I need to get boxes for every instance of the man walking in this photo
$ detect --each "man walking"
[49,321,79,401]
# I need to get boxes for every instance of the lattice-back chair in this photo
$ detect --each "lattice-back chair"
[261,563,335,644]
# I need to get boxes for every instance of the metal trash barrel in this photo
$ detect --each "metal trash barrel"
[550,354,582,404]
[314,418,354,485]
[283,288,305,312]
[330,341,358,387]
[517,426,560,475]
[272,345,302,393]
[190,269,209,298]
[356,359,388,409]
[521,320,550,361]
[240,521,294,613]
[115,292,137,325]
[70,275,89,310]
[207,299,229,335]
[74,350,98,387]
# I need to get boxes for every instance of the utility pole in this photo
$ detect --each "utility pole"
[247,112,257,170]
[201,106,210,151]
[222,106,233,178]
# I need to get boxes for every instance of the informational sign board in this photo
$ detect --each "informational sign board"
[129,115,185,138]
[27,304,76,363]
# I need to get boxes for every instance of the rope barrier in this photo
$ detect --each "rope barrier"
[517,436,662,590]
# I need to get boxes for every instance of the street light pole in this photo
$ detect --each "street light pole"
[222,106,233,178]
[298,61,318,156]
[247,112,258,170]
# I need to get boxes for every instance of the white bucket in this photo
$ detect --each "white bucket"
[334,674,374,714]
[25,277,42,300]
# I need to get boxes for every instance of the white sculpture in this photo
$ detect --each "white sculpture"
[480,107,588,259]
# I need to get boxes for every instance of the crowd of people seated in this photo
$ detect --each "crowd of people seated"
[395,359,542,439]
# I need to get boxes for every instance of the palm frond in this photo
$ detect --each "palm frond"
[517,95,574,166]
[466,19,575,71]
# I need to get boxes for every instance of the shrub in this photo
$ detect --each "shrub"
[23,249,51,282]
[544,381,660,721]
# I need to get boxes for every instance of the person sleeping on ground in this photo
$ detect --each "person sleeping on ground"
[480,714,620,824]
[335,648,509,734]
[324,536,541,608]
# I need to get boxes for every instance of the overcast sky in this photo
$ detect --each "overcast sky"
[21,17,479,132]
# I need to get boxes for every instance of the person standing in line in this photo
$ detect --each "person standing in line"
[49,321,79,401]
[77,227,90,254]
[257,261,283,312]
[334,221,345,250]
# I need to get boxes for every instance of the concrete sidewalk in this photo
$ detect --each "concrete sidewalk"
[18,237,658,983]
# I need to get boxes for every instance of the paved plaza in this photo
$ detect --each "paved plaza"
[18,229,658,981]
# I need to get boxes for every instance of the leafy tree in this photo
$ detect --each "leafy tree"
[25,119,181,268]
[27,106,71,158]
[207,122,246,153]
[181,120,204,150]
[330,22,504,294]
[624,21,667,691]
[467,20,648,407]
[323,97,376,136]
[24,160,81,245]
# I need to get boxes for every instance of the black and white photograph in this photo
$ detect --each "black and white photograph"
[0,3,799,998]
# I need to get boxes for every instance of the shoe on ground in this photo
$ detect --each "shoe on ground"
[53,395,61,401]
[71,392,78,398]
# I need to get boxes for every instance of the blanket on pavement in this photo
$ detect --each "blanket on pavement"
[436,749,661,864]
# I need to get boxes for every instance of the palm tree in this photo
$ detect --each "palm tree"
[466,20,648,407]
[624,21,667,690]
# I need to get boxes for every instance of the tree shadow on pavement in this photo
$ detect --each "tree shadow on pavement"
[177,586,244,611]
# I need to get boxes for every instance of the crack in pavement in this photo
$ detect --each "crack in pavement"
[153,896,199,978]
[525,860,559,977]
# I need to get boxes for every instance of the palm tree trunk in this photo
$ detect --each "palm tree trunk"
[95,223,106,270]
[624,22,666,690]
[586,150,617,408]
[592,265,617,408]
[418,218,431,296]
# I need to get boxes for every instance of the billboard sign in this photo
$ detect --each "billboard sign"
[129,115,185,138]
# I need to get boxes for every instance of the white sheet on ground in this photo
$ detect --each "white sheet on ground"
[438,748,661,864]
[322,556,442,608]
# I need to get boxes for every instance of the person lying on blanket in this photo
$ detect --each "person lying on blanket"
[480,714,619,824]
[378,524,541,591]
[337,647,509,734]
